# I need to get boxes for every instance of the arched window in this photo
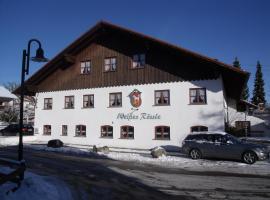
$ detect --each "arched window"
[43,125,51,135]
[155,126,170,140]
[101,125,113,138]
[190,126,208,132]
[75,125,86,137]
[121,126,134,139]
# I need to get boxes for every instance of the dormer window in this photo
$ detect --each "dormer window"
[104,57,116,72]
[132,54,145,68]
[80,60,91,74]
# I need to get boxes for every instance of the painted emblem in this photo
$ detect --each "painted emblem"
[129,89,142,108]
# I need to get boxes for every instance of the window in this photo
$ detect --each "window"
[65,96,74,109]
[83,95,94,108]
[80,60,91,74]
[44,98,52,110]
[191,126,208,132]
[109,93,122,107]
[62,125,68,136]
[155,126,170,140]
[104,57,116,72]
[120,126,134,139]
[189,88,207,104]
[155,90,170,105]
[75,125,86,137]
[43,125,51,135]
[132,54,145,68]
[101,125,113,138]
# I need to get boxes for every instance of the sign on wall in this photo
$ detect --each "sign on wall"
[116,89,161,121]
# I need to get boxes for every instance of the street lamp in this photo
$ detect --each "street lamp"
[18,39,48,178]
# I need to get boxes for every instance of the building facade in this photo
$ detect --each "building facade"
[16,21,249,149]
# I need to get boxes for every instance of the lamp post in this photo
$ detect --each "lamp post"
[18,39,48,178]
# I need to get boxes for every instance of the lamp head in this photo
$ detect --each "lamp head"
[31,47,49,62]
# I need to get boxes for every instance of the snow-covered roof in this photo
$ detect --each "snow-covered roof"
[0,86,17,99]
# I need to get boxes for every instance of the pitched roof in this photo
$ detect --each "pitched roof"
[14,21,249,99]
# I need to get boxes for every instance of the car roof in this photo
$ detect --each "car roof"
[189,131,227,135]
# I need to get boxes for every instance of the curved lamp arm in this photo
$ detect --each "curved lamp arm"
[25,39,42,75]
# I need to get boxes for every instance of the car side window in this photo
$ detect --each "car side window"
[205,135,214,143]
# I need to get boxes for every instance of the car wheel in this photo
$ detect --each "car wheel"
[189,149,202,159]
[242,151,257,164]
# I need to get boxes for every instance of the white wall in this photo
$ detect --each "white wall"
[34,78,225,149]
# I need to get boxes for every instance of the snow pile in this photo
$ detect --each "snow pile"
[0,166,73,200]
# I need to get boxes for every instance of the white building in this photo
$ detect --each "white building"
[15,21,250,149]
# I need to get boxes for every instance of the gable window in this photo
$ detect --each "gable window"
[189,88,207,104]
[44,98,52,110]
[75,125,86,137]
[132,54,145,68]
[62,125,68,136]
[80,60,91,74]
[43,125,51,135]
[101,125,113,138]
[155,126,170,140]
[83,95,94,108]
[109,93,122,107]
[191,126,208,132]
[104,57,116,72]
[155,90,170,105]
[120,126,134,139]
[65,96,74,109]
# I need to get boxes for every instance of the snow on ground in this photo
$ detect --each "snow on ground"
[0,166,73,200]
[22,143,270,176]
[0,136,37,146]
[1,136,270,176]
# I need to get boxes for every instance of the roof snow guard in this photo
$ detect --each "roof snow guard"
[14,21,249,100]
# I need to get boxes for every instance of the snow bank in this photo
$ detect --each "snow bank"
[0,166,73,200]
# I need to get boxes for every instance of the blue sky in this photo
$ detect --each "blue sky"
[0,0,269,101]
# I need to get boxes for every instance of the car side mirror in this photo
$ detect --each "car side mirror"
[226,140,233,144]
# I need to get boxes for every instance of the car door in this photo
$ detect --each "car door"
[198,134,216,157]
[213,134,241,160]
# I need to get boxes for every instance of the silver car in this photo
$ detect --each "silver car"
[182,131,269,164]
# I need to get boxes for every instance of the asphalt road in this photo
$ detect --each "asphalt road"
[1,146,270,200]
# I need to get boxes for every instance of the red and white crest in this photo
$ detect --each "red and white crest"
[129,89,142,108]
